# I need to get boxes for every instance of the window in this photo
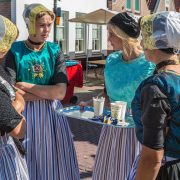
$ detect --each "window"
[126,0,131,10]
[135,0,140,12]
[92,25,101,51]
[75,13,86,53]
[165,0,169,6]
[165,0,169,11]
[56,11,68,54]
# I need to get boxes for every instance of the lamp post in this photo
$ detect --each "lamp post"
[53,0,61,43]
[53,0,57,42]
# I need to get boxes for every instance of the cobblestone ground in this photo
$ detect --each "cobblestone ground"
[68,71,104,179]
[74,141,97,180]
[67,115,103,179]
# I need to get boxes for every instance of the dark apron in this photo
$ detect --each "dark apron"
[156,159,180,180]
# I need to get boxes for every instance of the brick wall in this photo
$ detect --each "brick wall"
[112,0,122,12]
[111,0,150,16]
[107,0,150,52]
[0,0,11,19]
[156,0,165,12]
[107,0,112,10]
[140,0,150,15]
[174,0,180,12]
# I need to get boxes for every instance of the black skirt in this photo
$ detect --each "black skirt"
[156,159,180,180]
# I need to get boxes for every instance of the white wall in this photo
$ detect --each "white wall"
[58,0,108,55]
[13,0,54,41]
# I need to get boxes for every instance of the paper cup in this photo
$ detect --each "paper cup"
[93,97,105,116]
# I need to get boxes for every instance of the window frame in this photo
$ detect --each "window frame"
[56,10,69,54]
[126,0,132,11]
[92,24,102,52]
[135,0,140,13]
[75,12,86,53]
[165,0,170,11]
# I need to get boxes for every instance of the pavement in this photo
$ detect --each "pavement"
[64,70,105,179]
[68,116,103,180]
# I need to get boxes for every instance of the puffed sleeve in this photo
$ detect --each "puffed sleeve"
[0,90,22,135]
[51,50,68,84]
[3,50,17,85]
[140,83,171,150]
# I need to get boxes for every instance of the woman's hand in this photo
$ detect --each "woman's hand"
[13,84,42,101]
[11,92,26,139]
[79,101,89,111]
[13,85,26,95]
[16,82,67,100]
[79,101,88,107]
[15,82,29,91]
[9,115,26,139]
[12,92,25,114]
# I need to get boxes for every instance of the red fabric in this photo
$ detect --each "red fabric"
[62,63,83,104]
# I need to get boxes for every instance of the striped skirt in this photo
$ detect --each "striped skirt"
[127,154,140,180]
[92,126,141,180]
[0,135,29,180]
[23,100,80,180]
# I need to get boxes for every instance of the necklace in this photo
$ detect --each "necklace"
[28,38,44,45]
[24,41,46,52]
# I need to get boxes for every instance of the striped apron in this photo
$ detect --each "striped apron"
[0,134,29,180]
[23,99,80,180]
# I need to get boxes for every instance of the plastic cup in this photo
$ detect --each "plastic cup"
[93,97,105,117]
[111,101,127,122]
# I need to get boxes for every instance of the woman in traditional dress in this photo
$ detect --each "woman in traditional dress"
[129,11,180,180]
[0,15,29,180]
[4,4,80,180]
[104,12,155,108]
[91,12,155,180]
[80,12,155,109]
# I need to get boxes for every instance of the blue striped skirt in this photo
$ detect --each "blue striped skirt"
[0,135,29,180]
[92,126,141,180]
[127,154,140,180]
[23,100,80,180]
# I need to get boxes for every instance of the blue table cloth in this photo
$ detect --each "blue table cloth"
[59,106,141,180]
[65,60,79,67]
[62,106,135,128]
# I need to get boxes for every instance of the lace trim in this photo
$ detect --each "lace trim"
[0,76,15,100]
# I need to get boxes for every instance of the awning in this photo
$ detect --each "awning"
[68,9,118,25]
